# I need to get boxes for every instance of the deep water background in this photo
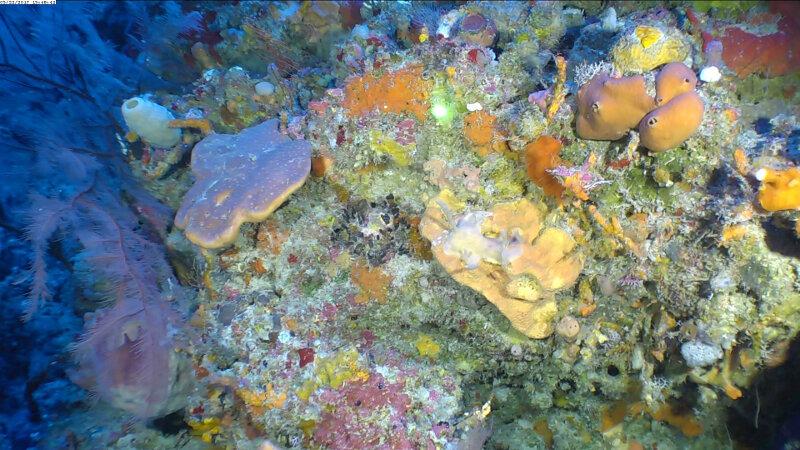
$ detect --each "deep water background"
[0,2,191,447]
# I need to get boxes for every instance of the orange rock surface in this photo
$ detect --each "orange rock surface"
[343,65,431,121]
[524,136,565,199]
[463,110,498,156]
[351,261,393,304]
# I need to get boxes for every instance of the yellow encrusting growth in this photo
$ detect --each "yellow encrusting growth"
[611,25,689,73]
[546,55,568,123]
[188,417,222,443]
[297,349,370,401]
[237,384,287,410]
[415,334,441,358]
[370,130,413,166]
[635,26,662,49]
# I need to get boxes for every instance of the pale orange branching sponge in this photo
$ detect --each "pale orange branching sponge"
[175,119,311,248]
[576,73,655,141]
[420,190,584,338]
[342,64,431,122]
[755,167,800,211]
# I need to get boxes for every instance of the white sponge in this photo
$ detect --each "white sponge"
[121,97,181,148]
[680,340,723,368]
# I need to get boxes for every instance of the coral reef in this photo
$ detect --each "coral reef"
[8,2,800,450]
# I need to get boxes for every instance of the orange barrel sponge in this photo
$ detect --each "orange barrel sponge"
[655,62,697,106]
[755,167,800,211]
[638,91,704,152]
[576,73,655,141]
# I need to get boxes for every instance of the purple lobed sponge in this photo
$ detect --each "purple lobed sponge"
[175,119,312,248]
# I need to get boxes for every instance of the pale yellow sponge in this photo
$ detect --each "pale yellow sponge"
[121,97,182,148]
[420,191,584,338]
[611,25,690,73]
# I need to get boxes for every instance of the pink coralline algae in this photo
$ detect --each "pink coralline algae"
[395,118,417,146]
[313,374,412,450]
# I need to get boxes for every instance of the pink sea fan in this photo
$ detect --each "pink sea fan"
[25,147,189,419]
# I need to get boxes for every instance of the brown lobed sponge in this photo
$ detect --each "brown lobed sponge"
[654,61,697,106]
[576,62,704,152]
[639,91,704,152]
[576,73,655,141]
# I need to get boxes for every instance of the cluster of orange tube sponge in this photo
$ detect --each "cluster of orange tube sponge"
[755,167,800,211]
[343,65,431,122]
[576,62,703,152]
